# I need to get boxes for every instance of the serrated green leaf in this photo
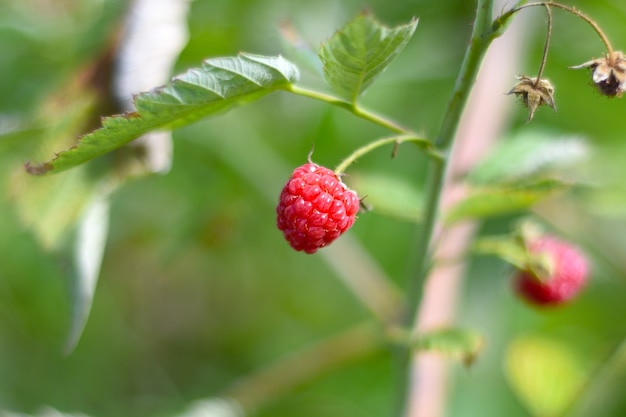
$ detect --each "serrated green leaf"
[445,179,568,224]
[319,13,418,102]
[505,336,587,417]
[389,327,483,366]
[469,130,590,186]
[26,53,299,175]
[348,171,422,223]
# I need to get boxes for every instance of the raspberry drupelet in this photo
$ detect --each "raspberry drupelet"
[276,163,359,254]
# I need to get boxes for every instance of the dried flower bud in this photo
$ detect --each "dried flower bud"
[571,51,626,97]
[507,75,556,122]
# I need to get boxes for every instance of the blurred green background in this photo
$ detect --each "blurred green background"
[2,0,626,416]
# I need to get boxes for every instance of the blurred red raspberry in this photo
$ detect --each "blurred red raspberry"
[515,236,588,306]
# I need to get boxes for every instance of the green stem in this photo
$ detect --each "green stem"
[490,0,528,37]
[287,85,411,134]
[409,0,495,314]
[334,134,439,175]
[397,0,497,414]
[352,103,409,135]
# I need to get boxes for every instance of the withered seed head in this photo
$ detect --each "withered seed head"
[507,75,556,122]
[571,51,626,97]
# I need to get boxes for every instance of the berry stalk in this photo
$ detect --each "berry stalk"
[333,134,439,176]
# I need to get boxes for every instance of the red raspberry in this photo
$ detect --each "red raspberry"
[514,236,588,306]
[276,163,359,254]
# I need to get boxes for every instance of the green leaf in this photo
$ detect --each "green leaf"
[473,222,559,281]
[11,167,113,353]
[445,179,568,224]
[389,327,484,366]
[469,130,590,186]
[11,167,96,249]
[348,171,422,223]
[26,53,299,175]
[319,13,418,102]
[473,235,529,269]
[65,191,110,354]
[505,336,587,417]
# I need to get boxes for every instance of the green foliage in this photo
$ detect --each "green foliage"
[468,130,590,186]
[473,234,529,270]
[11,167,110,355]
[446,130,590,224]
[319,13,418,103]
[66,192,110,354]
[389,327,484,366]
[416,328,483,365]
[445,179,568,224]
[278,22,324,76]
[3,1,626,417]
[472,221,557,281]
[505,336,588,417]
[27,54,299,175]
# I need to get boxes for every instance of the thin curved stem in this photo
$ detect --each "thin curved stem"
[534,4,552,86]
[334,135,439,175]
[502,2,614,57]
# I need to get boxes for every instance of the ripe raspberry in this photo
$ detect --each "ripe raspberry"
[514,235,588,306]
[276,163,359,254]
